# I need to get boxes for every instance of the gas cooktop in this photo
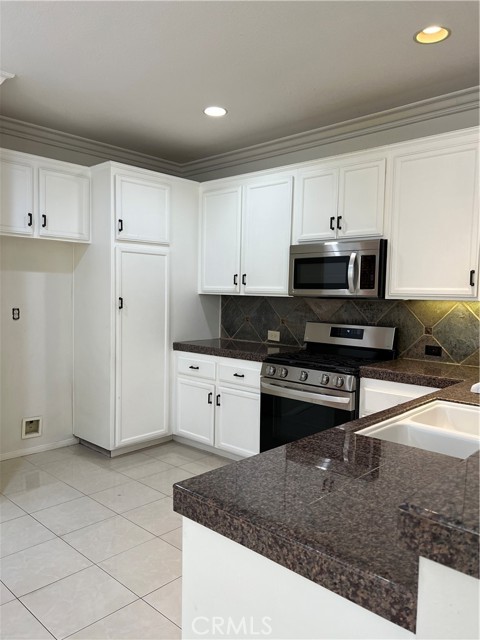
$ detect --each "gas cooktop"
[261,322,397,391]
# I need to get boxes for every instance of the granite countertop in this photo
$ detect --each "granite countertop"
[360,358,479,388]
[172,338,298,362]
[174,363,480,633]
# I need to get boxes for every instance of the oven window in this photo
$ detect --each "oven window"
[260,392,356,452]
[294,256,349,290]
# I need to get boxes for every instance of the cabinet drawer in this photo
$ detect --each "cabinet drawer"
[177,355,216,380]
[218,363,260,390]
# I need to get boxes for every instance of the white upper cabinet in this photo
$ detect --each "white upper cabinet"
[115,173,169,244]
[0,150,90,242]
[199,173,293,295]
[0,159,34,236]
[293,153,386,243]
[38,167,90,241]
[200,187,242,293]
[241,177,293,295]
[386,130,479,300]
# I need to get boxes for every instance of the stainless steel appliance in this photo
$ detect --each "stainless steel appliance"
[289,238,387,298]
[260,322,396,452]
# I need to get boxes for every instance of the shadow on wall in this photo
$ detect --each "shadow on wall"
[220,297,480,366]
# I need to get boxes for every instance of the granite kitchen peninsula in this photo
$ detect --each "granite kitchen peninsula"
[174,365,479,639]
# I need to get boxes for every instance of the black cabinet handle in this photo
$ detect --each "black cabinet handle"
[216,394,221,406]
[329,216,335,231]
[118,219,123,233]
[27,213,33,227]
[337,216,342,230]
[118,297,123,309]
[189,365,199,370]
[242,274,247,286]
[470,270,475,287]
[233,373,245,378]
[207,392,213,405]
[233,274,238,286]
[41,214,47,228]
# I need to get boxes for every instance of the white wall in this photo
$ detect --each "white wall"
[0,237,76,458]
[169,177,220,342]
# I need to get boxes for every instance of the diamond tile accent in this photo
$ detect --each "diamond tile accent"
[221,296,479,363]
[434,304,480,363]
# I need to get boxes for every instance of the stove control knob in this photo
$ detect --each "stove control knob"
[335,376,345,388]
[299,370,308,382]
[266,365,276,376]
[279,367,288,378]
[320,374,330,385]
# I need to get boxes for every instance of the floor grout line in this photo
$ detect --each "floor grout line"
[0,441,232,638]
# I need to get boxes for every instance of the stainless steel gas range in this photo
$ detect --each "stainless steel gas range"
[260,322,396,452]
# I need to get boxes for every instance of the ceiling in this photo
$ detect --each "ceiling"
[0,1,478,164]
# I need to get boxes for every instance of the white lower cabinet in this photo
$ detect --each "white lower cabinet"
[174,353,261,457]
[215,386,260,457]
[359,378,440,418]
[175,378,216,446]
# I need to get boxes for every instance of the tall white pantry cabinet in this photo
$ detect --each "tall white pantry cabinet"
[73,162,171,451]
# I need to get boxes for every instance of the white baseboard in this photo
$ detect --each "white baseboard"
[172,435,242,461]
[0,437,80,461]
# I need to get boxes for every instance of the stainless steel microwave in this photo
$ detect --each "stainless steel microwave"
[289,239,387,298]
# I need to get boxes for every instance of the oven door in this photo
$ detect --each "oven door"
[260,380,357,452]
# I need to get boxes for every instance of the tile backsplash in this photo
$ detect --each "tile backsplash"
[221,297,480,365]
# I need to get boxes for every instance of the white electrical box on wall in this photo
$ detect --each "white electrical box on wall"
[21,416,42,439]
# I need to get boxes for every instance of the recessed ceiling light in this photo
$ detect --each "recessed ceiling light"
[203,106,227,117]
[0,70,15,85]
[414,25,451,44]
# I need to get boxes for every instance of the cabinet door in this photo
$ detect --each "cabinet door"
[0,159,34,236]
[338,159,385,238]
[200,187,242,293]
[115,248,168,446]
[175,378,215,445]
[215,386,260,457]
[38,168,90,241]
[388,142,479,299]
[242,176,293,295]
[115,174,169,244]
[293,167,338,242]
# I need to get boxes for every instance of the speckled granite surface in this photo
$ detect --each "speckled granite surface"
[399,450,479,578]
[360,358,479,388]
[174,361,480,633]
[172,338,297,362]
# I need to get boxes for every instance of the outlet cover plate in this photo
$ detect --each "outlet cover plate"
[267,330,280,342]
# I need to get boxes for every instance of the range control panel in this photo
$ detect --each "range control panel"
[260,363,356,392]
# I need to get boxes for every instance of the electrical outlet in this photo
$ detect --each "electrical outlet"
[425,345,442,357]
[267,330,280,342]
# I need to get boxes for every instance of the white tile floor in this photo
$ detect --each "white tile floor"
[0,441,231,639]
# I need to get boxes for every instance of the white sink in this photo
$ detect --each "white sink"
[357,400,480,459]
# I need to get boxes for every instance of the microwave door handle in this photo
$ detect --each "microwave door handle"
[347,252,357,293]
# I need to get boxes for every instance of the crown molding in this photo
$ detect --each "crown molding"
[1,87,478,181]
[181,86,480,179]
[0,116,183,176]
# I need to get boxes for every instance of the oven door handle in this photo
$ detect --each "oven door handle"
[347,252,357,294]
[261,381,354,410]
